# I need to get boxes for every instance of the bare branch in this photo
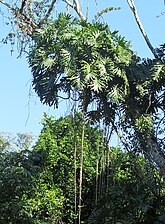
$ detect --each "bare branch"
[62,0,86,20]
[26,0,34,21]
[40,0,57,24]
[74,0,82,13]
[127,0,158,58]
[0,0,38,35]
[0,0,16,11]
[20,0,26,13]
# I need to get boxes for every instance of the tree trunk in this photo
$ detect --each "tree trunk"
[144,137,165,179]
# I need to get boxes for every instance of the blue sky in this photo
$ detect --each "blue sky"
[0,0,164,136]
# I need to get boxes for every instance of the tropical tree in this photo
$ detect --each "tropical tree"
[1,116,164,224]
[26,11,165,174]
[32,112,107,223]
[89,150,165,224]
[3,0,165,172]
[33,114,165,223]
[0,1,164,171]
[0,115,164,223]
[0,131,65,223]
[0,1,165,222]
[0,113,106,223]
[0,134,37,223]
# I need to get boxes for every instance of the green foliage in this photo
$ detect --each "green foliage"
[29,13,133,107]
[0,132,34,152]
[0,134,10,151]
[0,114,107,223]
[0,131,64,224]
[1,1,165,223]
[94,7,121,20]
[15,133,33,150]
[28,12,165,171]
[33,112,106,223]
[88,149,165,224]
[22,181,64,224]
[0,149,37,223]
[0,115,164,223]
[135,114,153,137]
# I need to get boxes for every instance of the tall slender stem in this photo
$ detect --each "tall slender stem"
[126,0,158,58]
[73,91,77,224]
[106,145,110,193]
[78,96,85,224]
[95,141,99,205]
[63,0,86,20]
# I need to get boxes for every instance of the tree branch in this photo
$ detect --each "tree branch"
[40,0,57,24]
[0,0,38,34]
[127,0,158,58]
[0,0,16,11]
[62,0,86,20]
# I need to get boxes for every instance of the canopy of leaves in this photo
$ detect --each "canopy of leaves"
[0,114,164,223]
[33,112,106,223]
[29,13,133,108]
[88,149,165,224]
[0,149,38,223]
[0,1,165,223]
[28,13,165,171]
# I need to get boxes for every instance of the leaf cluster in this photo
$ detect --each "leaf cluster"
[0,114,164,223]
[29,13,133,107]
[88,149,165,224]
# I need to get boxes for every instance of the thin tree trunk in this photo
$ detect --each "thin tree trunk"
[110,115,165,180]
[102,150,106,194]
[78,105,85,224]
[98,153,102,199]
[126,0,158,58]
[72,90,78,224]
[95,142,99,205]
[140,134,165,179]
[106,145,110,193]
[65,0,86,20]
[73,116,77,224]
